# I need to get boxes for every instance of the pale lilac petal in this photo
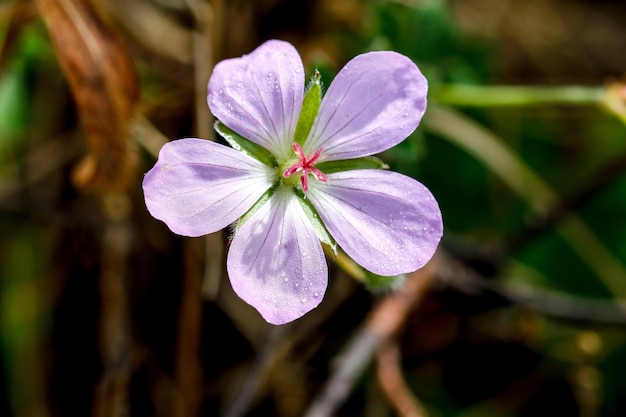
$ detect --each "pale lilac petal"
[307,170,442,275]
[305,51,427,161]
[143,139,273,237]
[208,40,304,160]
[227,188,327,325]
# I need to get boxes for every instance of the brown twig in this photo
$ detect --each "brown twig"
[221,326,288,417]
[93,193,133,417]
[303,254,438,417]
[437,250,626,325]
[376,340,428,417]
[0,0,37,71]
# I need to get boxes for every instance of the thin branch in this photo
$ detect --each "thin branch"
[221,326,287,417]
[303,256,438,417]
[424,105,626,298]
[509,148,626,251]
[376,340,428,417]
[437,251,626,325]
[93,193,133,417]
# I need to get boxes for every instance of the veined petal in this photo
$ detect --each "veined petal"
[305,51,427,160]
[143,138,273,237]
[208,40,304,160]
[307,170,442,275]
[227,188,327,325]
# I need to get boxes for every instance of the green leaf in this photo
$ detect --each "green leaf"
[214,120,277,167]
[235,185,277,232]
[294,189,337,254]
[316,156,388,174]
[364,272,406,292]
[294,70,322,145]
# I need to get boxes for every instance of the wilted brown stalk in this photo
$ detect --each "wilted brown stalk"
[34,1,139,417]
[35,0,139,192]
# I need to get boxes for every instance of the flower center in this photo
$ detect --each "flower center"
[282,143,328,192]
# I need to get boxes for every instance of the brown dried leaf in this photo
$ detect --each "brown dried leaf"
[35,0,139,191]
[0,0,38,71]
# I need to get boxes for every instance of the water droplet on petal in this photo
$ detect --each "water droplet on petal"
[301,297,308,303]
[314,292,319,298]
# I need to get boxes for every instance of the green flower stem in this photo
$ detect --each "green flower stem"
[432,84,605,108]
[323,245,366,283]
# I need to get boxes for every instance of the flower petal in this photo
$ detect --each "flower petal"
[143,138,273,237]
[227,188,327,325]
[208,40,304,160]
[307,170,442,275]
[305,51,427,160]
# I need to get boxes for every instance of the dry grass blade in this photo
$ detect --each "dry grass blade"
[35,0,139,191]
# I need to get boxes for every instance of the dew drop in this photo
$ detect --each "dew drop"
[314,292,319,298]
[301,297,308,303]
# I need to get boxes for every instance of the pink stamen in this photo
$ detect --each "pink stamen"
[282,143,328,192]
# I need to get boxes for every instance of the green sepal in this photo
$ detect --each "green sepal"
[316,156,388,174]
[235,185,277,232]
[214,120,277,167]
[293,70,322,145]
[294,189,337,255]
[364,272,406,293]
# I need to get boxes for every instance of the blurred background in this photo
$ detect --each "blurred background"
[2,0,626,416]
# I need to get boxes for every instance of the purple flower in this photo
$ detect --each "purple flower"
[143,40,443,325]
